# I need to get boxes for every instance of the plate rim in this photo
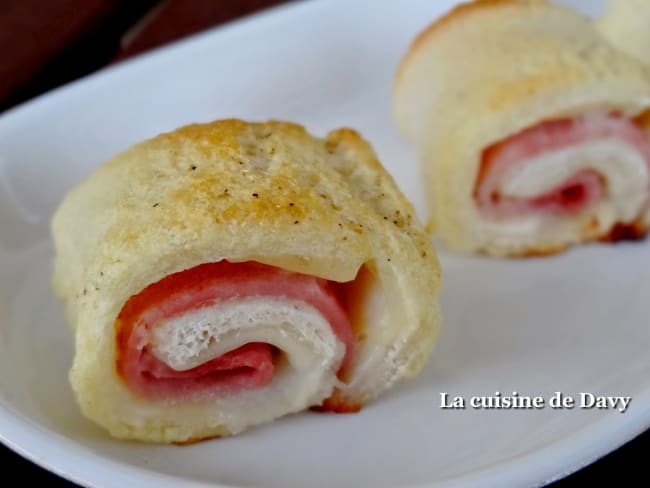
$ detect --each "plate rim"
[0,0,648,486]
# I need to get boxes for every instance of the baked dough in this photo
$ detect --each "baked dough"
[596,0,650,65]
[52,119,441,443]
[394,0,650,256]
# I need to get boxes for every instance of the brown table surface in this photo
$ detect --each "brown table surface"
[0,0,647,485]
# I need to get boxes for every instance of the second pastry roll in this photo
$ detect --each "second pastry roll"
[394,0,650,256]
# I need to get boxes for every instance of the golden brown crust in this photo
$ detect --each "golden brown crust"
[599,220,648,243]
[311,396,363,414]
[172,434,222,446]
[52,119,441,443]
[634,109,650,129]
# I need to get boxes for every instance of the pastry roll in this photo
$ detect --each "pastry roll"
[51,120,441,443]
[596,0,650,65]
[394,0,650,256]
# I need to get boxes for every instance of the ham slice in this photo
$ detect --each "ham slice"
[476,114,650,219]
[116,261,355,398]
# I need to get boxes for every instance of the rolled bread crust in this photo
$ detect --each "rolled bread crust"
[596,0,650,66]
[394,0,650,256]
[51,119,441,442]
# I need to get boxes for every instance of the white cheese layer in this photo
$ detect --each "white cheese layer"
[151,297,343,373]
[502,139,648,221]
[147,297,346,433]
[477,139,649,250]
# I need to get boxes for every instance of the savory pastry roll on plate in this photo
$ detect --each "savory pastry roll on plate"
[51,119,441,443]
[596,0,650,65]
[394,0,650,256]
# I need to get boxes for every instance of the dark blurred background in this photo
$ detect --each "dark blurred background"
[0,0,289,112]
[0,0,647,485]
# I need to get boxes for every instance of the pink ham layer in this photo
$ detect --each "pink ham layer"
[116,261,356,398]
[476,114,650,219]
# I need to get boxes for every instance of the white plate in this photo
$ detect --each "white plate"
[1,0,648,486]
